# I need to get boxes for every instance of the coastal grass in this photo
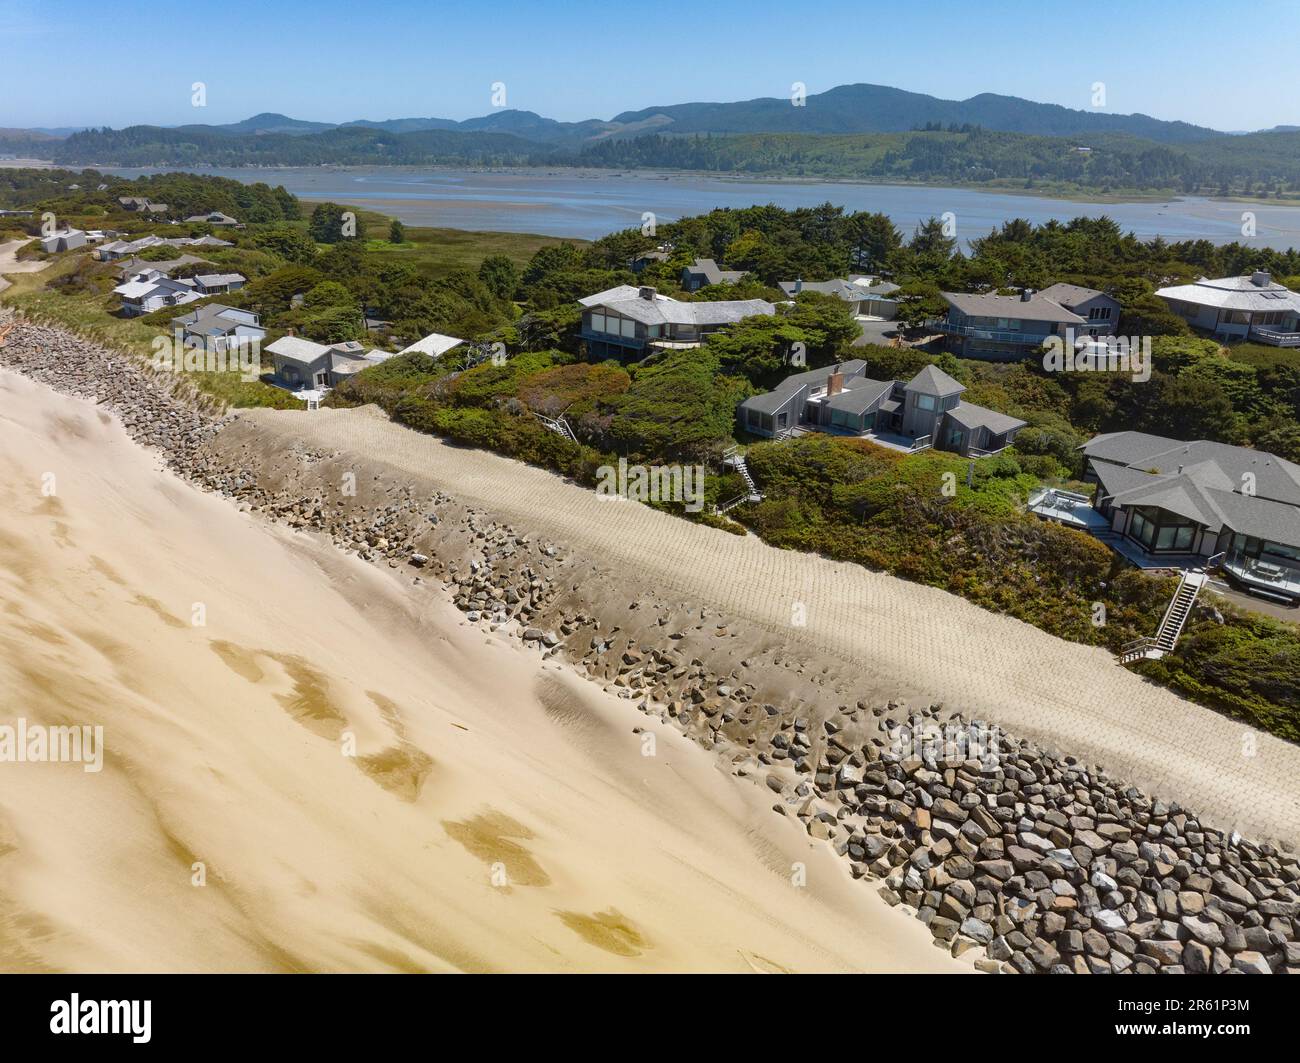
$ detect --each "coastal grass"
[1,253,300,409]
[295,199,588,280]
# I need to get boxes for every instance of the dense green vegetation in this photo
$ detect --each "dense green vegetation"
[3,170,1297,738]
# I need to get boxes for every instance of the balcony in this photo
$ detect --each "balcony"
[1248,326,1300,348]
[1027,487,1113,534]
[929,320,1053,346]
[1220,550,1300,602]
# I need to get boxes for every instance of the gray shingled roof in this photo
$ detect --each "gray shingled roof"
[778,278,901,302]
[685,258,745,285]
[1155,273,1300,313]
[942,290,1086,324]
[825,379,896,415]
[945,401,1027,435]
[1083,432,1300,506]
[905,364,965,397]
[770,359,868,394]
[1037,283,1115,309]
[587,289,774,327]
[1083,431,1300,546]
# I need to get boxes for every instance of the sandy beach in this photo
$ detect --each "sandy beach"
[0,368,959,973]
[239,405,1300,847]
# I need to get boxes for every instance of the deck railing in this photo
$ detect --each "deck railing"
[1249,326,1300,348]
[928,320,1054,346]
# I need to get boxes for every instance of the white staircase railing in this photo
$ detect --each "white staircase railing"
[536,411,578,444]
[1120,570,1206,662]
[721,444,762,502]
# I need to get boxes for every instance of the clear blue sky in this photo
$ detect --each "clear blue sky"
[2,0,1292,131]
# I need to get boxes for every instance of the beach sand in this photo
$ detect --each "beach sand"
[237,404,1300,847]
[0,368,959,973]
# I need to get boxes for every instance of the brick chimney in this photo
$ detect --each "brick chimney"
[827,370,844,396]
[1020,289,1035,302]
[638,285,657,300]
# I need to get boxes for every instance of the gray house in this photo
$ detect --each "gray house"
[1079,431,1300,600]
[171,304,266,351]
[117,196,168,213]
[778,277,899,320]
[578,285,774,358]
[1155,272,1300,347]
[932,289,1087,361]
[681,258,746,291]
[39,228,87,253]
[738,362,1025,456]
[266,336,375,391]
[1037,283,1120,337]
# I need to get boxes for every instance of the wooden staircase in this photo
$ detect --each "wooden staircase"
[1119,569,1207,663]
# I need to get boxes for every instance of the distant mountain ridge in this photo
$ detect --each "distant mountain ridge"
[12,82,1255,146]
[610,84,1226,144]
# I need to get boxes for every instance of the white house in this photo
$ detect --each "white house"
[112,276,201,316]
[578,284,775,358]
[398,331,466,359]
[184,211,243,228]
[1156,271,1300,347]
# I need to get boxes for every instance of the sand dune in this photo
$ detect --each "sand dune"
[0,369,958,973]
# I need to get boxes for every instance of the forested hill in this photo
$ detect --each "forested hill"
[575,127,1300,195]
[610,84,1224,144]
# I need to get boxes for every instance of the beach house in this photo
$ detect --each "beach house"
[266,336,385,392]
[112,275,202,316]
[184,211,243,228]
[931,289,1094,360]
[1050,431,1300,601]
[1155,272,1300,346]
[578,285,775,358]
[738,361,1026,456]
[398,331,466,359]
[171,304,266,351]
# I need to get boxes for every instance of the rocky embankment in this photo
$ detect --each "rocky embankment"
[2,316,1297,974]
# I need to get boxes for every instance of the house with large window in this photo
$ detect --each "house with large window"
[1077,431,1300,601]
[578,285,775,358]
[931,289,1089,361]
[737,362,1025,456]
[1155,272,1300,347]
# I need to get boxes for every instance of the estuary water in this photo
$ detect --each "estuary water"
[106,165,1300,250]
